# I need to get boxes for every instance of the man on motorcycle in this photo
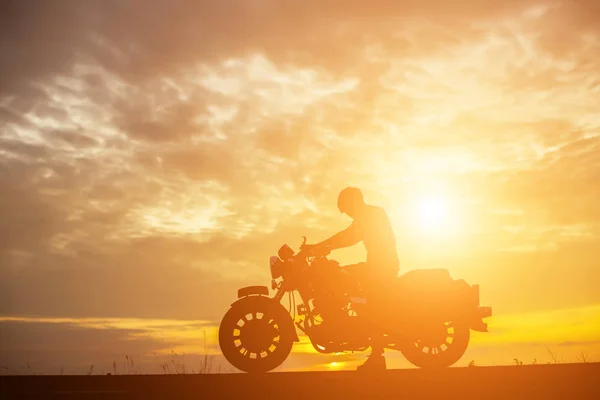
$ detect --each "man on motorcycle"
[303,187,400,371]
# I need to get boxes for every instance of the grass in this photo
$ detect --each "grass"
[1,329,232,376]
[1,351,230,376]
[1,341,594,375]
[157,331,228,374]
[466,345,592,368]
[159,351,188,375]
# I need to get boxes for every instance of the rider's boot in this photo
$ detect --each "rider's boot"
[356,349,387,372]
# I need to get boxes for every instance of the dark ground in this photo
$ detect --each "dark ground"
[1,362,599,399]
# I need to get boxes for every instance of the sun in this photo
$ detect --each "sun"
[327,361,343,369]
[413,196,451,235]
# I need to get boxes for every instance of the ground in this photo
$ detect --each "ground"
[2,363,599,399]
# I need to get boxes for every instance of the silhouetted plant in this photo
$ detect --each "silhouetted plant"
[467,360,477,367]
[160,351,187,374]
[124,354,138,374]
[202,331,210,374]
[198,330,221,374]
[157,330,228,375]
[532,358,537,365]
[513,358,523,366]
[545,345,559,364]
[576,351,589,363]
[86,365,94,375]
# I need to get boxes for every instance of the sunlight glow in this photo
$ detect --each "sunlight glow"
[411,195,458,237]
[327,361,344,369]
[416,196,447,229]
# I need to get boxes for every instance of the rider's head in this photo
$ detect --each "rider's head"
[337,187,365,218]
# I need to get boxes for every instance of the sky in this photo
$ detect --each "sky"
[1,0,599,374]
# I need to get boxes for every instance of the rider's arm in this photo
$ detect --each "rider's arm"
[317,223,361,250]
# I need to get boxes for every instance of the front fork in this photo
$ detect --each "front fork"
[273,282,311,338]
[272,280,287,303]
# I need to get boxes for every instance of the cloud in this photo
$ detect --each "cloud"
[0,235,257,320]
[9,0,596,107]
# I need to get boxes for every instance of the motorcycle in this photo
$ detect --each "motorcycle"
[218,237,492,373]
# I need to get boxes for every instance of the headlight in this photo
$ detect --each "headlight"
[277,244,294,261]
[270,256,284,279]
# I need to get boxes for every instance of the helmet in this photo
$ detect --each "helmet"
[337,187,364,214]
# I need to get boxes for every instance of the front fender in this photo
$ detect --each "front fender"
[237,285,269,299]
[229,293,299,342]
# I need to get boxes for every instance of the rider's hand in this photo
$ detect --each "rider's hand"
[301,243,316,252]
[302,243,328,256]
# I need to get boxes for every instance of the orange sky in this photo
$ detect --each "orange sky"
[1,0,599,374]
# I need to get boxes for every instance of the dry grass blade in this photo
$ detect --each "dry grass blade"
[544,345,559,364]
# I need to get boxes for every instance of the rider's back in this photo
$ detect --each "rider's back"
[352,204,399,276]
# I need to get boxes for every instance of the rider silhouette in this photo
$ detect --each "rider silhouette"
[303,187,399,371]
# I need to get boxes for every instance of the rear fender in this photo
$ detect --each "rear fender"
[432,283,492,332]
[229,290,299,342]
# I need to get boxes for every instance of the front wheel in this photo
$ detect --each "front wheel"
[219,296,294,373]
[398,321,470,368]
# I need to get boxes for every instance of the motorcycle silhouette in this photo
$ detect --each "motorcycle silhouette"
[219,237,492,373]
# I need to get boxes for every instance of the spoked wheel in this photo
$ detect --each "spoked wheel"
[399,321,470,368]
[219,297,294,373]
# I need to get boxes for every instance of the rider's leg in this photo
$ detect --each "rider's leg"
[370,327,384,355]
[342,263,389,370]
[357,326,386,371]
[357,273,388,371]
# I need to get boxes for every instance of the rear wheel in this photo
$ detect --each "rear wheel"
[399,321,470,368]
[219,297,294,373]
